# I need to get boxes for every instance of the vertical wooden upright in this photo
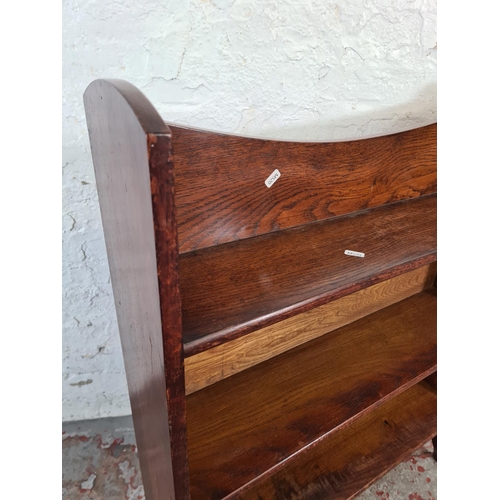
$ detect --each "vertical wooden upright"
[84,79,190,500]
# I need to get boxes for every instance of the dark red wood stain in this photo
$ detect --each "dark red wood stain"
[230,381,437,500]
[148,133,190,499]
[84,79,437,500]
[171,124,436,253]
[186,290,437,499]
[180,195,436,356]
[84,79,190,500]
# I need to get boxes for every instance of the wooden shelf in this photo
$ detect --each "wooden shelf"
[186,290,437,499]
[180,195,436,356]
[85,81,437,500]
[231,380,437,500]
[184,264,436,394]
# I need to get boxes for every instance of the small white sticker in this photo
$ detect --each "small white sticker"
[265,169,281,188]
[345,249,365,258]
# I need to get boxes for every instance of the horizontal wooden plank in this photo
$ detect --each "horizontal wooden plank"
[229,381,437,500]
[180,195,436,356]
[184,263,436,394]
[186,290,437,499]
[171,123,436,252]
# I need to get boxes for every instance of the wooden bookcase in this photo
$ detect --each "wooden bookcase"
[84,79,437,500]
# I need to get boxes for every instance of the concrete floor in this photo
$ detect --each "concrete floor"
[62,416,436,500]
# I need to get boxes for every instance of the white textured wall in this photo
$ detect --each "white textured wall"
[62,0,437,421]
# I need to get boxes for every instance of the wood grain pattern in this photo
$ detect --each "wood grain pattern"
[181,194,437,356]
[229,381,437,500]
[148,131,190,500]
[170,123,436,253]
[84,79,189,500]
[186,290,437,499]
[85,79,437,500]
[184,263,436,394]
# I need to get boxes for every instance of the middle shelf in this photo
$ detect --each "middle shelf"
[186,289,437,499]
[180,194,436,356]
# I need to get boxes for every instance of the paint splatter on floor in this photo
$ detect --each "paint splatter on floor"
[62,417,436,499]
[62,418,144,500]
[356,440,437,500]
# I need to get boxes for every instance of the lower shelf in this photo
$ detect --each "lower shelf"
[230,380,437,500]
[186,290,436,499]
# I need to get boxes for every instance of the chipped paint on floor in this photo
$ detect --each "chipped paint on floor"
[62,416,437,499]
[62,417,143,500]
[356,440,437,500]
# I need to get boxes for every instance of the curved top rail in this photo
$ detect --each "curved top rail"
[84,79,436,254]
[169,122,437,253]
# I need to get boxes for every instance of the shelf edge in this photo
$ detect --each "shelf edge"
[223,370,437,500]
[184,252,437,357]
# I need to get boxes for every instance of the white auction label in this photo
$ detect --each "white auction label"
[344,249,365,258]
[265,169,281,188]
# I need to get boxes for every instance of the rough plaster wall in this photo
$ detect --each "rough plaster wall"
[62,0,437,421]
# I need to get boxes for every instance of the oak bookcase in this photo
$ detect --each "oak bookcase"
[84,79,437,500]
